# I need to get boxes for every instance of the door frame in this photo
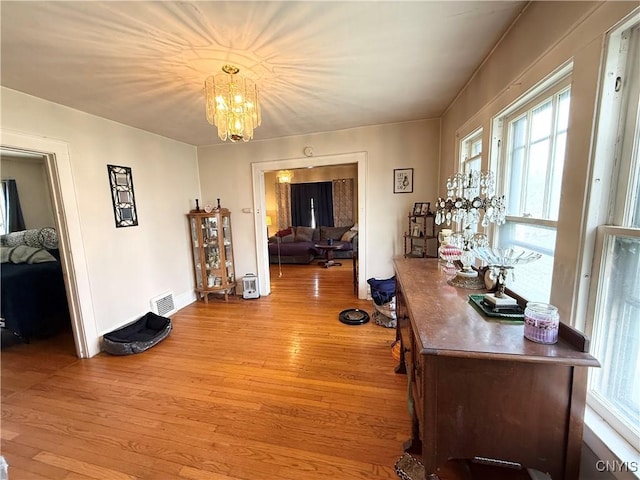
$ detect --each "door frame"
[251,151,367,298]
[1,129,99,357]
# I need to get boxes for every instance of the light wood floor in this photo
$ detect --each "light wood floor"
[1,264,409,480]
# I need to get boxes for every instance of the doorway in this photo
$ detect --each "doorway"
[1,129,99,358]
[251,152,367,298]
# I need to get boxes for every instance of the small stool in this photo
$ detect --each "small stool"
[427,458,552,480]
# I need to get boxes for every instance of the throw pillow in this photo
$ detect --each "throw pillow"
[340,230,358,242]
[2,227,59,249]
[1,245,56,264]
[295,226,315,242]
[320,225,350,241]
[281,233,295,243]
[275,227,293,237]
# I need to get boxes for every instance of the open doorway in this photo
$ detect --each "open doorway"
[1,130,99,358]
[251,152,367,299]
[0,150,73,349]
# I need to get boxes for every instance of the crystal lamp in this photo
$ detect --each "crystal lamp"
[435,170,506,289]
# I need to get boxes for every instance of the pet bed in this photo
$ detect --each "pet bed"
[102,312,172,355]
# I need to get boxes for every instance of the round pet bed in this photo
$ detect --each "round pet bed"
[102,312,172,355]
[339,308,370,325]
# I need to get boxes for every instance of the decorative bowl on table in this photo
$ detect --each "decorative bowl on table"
[474,247,542,298]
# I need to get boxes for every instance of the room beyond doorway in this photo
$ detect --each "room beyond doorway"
[251,151,367,300]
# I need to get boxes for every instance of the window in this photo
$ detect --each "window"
[587,18,640,453]
[493,72,572,302]
[0,182,7,235]
[459,128,482,174]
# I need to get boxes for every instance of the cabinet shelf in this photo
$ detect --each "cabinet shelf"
[187,208,236,302]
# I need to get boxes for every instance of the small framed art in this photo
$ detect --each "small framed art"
[394,168,413,194]
[108,164,138,228]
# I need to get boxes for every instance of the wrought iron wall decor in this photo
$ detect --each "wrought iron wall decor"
[107,164,138,228]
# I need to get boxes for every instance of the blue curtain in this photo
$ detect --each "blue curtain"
[2,179,26,233]
[291,182,334,227]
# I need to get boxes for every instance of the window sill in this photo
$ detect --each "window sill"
[584,406,640,479]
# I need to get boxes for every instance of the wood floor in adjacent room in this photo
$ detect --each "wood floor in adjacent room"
[1,264,409,480]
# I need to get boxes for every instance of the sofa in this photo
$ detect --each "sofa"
[268,225,358,264]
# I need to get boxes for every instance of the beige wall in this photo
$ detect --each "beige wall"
[440,1,637,325]
[1,87,200,353]
[1,155,55,229]
[197,119,441,282]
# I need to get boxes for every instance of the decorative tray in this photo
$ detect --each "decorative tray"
[468,294,524,320]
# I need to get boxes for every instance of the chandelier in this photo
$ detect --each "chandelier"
[435,170,506,289]
[204,65,261,143]
[276,170,294,183]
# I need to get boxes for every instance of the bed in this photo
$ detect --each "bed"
[1,228,70,342]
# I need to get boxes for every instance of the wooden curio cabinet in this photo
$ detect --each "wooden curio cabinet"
[187,208,236,302]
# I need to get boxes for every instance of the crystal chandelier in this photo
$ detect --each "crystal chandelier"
[204,65,261,142]
[435,170,506,289]
[276,170,294,183]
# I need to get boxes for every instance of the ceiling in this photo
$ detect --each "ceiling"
[0,1,526,147]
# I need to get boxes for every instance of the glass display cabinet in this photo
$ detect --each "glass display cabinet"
[187,208,236,302]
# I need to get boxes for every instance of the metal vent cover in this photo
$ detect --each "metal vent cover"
[150,291,176,317]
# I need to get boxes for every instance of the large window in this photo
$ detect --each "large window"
[493,73,571,302]
[587,17,640,454]
[459,128,482,174]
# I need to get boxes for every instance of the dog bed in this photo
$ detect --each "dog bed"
[102,312,172,355]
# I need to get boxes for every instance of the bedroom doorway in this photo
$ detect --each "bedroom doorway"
[1,130,98,358]
[251,152,367,299]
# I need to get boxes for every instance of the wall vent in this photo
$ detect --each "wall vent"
[150,291,176,317]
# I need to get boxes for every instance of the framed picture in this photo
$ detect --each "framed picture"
[413,202,423,215]
[107,164,138,228]
[420,202,431,215]
[411,224,422,237]
[394,168,413,193]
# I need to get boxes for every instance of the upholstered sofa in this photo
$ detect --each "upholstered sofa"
[268,225,358,264]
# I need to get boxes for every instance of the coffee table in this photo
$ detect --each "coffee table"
[315,243,343,268]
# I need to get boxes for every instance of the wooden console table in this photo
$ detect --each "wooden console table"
[392,257,599,480]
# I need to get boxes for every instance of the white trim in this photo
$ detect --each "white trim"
[584,407,640,480]
[251,151,367,298]
[0,129,100,358]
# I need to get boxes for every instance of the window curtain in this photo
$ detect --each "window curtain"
[332,178,354,227]
[1,179,26,233]
[291,182,334,227]
[275,182,292,231]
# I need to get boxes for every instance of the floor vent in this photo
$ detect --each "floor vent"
[150,292,176,317]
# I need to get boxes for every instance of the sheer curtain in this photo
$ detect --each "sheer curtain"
[275,182,291,231]
[332,178,354,227]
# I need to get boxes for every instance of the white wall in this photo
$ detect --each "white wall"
[1,155,55,229]
[1,87,200,351]
[197,119,440,283]
[440,1,638,325]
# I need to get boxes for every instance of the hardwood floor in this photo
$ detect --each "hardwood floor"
[1,264,409,480]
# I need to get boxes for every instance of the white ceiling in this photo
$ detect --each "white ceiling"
[0,1,526,147]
